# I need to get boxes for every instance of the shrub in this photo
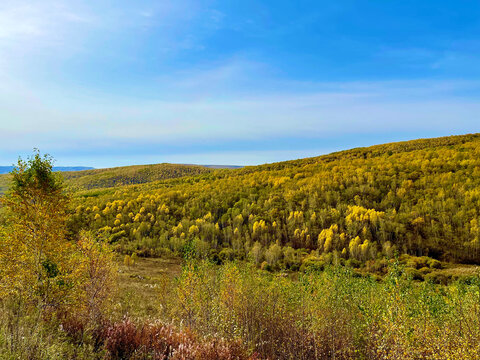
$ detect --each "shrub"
[218,248,235,263]
[405,267,424,281]
[424,272,452,285]
[300,259,325,272]
[428,258,443,269]
[101,318,249,360]
[157,260,480,360]
[345,258,362,268]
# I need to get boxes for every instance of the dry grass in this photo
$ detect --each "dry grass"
[113,257,181,320]
[435,264,480,277]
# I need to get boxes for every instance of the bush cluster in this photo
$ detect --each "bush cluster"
[158,260,480,359]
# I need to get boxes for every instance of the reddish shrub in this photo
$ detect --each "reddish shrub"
[59,312,87,344]
[103,318,141,359]
[101,318,250,360]
[170,337,249,360]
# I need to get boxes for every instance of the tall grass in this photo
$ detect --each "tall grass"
[0,299,101,359]
[160,260,480,359]
[1,260,479,359]
[0,299,248,360]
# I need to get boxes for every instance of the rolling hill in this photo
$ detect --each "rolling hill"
[67,133,480,270]
[62,163,215,190]
[0,163,216,195]
[3,134,479,267]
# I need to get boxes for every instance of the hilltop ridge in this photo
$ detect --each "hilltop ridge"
[62,163,217,190]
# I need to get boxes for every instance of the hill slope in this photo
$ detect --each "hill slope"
[0,163,215,194]
[62,163,214,190]
[69,133,480,268]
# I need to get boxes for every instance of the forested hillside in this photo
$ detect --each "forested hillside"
[2,138,480,359]
[0,163,215,194]
[69,134,480,272]
[63,163,214,190]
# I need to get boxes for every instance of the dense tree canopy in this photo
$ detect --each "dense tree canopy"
[67,134,480,271]
[63,163,213,190]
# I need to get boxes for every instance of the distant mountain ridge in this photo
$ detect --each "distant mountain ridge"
[0,166,94,174]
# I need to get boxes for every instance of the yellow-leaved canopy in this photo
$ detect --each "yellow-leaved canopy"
[0,151,116,319]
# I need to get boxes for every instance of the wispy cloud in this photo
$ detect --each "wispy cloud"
[0,0,93,43]
[0,0,479,166]
[0,0,221,70]
[0,0,97,79]
[1,62,479,165]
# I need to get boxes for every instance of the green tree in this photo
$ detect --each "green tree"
[0,151,78,311]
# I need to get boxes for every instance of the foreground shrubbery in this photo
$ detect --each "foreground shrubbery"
[156,260,480,360]
[4,258,478,359]
[0,306,250,360]
[101,318,248,360]
[0,152,116,359]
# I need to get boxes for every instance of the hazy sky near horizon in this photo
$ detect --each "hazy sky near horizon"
[1,0,480,167]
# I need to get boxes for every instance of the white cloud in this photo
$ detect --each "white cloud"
[0,2,479,166]
[1,70,479,156]
[0,1,93,42]
[0,0,218,74]
[0,0,98,79]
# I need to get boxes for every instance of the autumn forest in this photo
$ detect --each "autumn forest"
[1,134,480,359]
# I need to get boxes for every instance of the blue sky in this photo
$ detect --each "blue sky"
[0,0,479,167]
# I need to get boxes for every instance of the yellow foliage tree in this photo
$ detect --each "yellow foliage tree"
[0,152,116,321]
[0,152,79,310]
[76,231,117,323]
